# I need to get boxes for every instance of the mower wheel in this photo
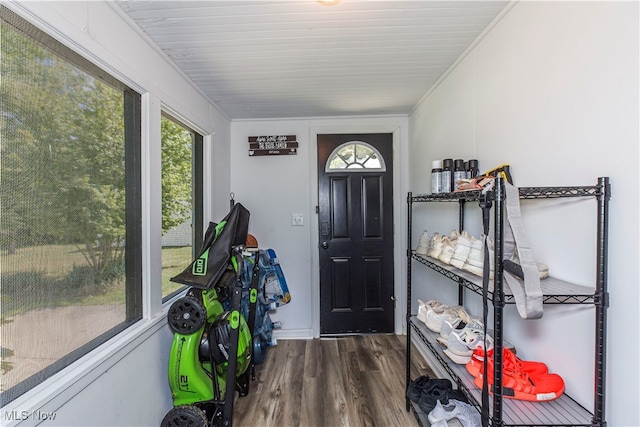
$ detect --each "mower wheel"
[160,405,208,427]
[168,297,207,334]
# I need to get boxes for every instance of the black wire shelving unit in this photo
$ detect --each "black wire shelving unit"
[405,177,609,426]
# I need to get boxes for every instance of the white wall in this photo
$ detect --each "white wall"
[1,2,231,426]
[230,116,409,338]
[408,2,639,425]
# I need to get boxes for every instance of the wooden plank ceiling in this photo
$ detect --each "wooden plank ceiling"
[116,1,508,119]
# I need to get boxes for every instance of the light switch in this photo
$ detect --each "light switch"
[292,213,304,226]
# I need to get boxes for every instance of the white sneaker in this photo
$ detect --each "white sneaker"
[427,233,443,259]
[437,237,456,264]
[439,314,482,342]
[450,231,474,269]
[425,305,459,333]
[462,236,484,275]
[438,307,478,338]
[416,230,430,255]
[428,399,482,427]
[417,299,443,325]
[462,236,495,279]
[438,317,466,343]
[444,326,492,365]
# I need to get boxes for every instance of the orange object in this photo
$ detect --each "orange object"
[469,348,563,402]
[246,234,258,248]
[466,347,547,378]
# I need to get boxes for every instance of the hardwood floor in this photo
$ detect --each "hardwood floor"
[233,335,435,427]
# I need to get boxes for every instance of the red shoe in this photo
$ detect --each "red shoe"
[473,367,564,402]
[466,347,548,378]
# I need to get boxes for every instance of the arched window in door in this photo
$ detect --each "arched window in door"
[325,141,386,172]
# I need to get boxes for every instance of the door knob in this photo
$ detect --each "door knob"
[321,241,329,249]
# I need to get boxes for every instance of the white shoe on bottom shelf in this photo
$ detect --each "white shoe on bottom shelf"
[428,399,482,427]
[438,307,480,340]
[425,305,460,333]
[443,326,492,365]
[416,299,443,325]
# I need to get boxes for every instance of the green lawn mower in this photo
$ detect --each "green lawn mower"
[161,203,256,427]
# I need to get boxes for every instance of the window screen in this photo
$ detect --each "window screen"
[161,116,202,300]
[0,6,142,404]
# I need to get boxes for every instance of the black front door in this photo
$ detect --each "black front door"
[317,133,394,334]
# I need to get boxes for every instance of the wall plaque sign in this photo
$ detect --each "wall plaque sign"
[248,135,297,156]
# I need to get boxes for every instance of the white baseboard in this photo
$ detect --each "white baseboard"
[272,328,314,340]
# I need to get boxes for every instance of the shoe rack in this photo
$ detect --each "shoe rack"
[405,177,610,426]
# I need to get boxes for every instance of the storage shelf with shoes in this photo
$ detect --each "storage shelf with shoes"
[409,316,593,425]
[412,253,598,305]
[405,177,610,426]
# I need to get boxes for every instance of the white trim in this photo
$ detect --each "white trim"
[233,113,408,123]
[202,133,215,225]
[160,103,211,139]
[273,329,314,340]
[141,92,154,320]
[308,128,321,338]
[145,93,164,318]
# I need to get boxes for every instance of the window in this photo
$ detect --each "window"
[325,141,386,172]
[0,7,141,404]
[161,115,203,300]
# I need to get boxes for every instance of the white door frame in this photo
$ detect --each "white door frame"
[308,120,409,338]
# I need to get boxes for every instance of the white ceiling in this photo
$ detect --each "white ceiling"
[116,1,509,120]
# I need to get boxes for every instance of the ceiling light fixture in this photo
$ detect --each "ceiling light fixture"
[317,0,340,5]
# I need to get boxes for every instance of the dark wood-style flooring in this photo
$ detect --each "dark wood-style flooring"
[233,335,435,427]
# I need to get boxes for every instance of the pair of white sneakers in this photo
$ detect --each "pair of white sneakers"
[421,230,493,277]
[440,317,518,366]
[417,299,516,366]
[419,229,550,281]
